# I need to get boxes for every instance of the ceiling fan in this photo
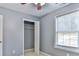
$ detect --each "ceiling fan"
[21,3,45,10]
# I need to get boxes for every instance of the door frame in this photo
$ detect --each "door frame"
[23,18,40,55]
[0,15,3,56]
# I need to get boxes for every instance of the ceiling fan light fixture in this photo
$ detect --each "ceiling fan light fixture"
[34,3,45,10]
[21,3,27,5]
[34,3,45,6]
[36,3,42,10]
[20,3,45,10]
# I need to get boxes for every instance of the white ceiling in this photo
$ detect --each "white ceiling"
[0,3,70,17]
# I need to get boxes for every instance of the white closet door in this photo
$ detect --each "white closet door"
[0,15,3,56]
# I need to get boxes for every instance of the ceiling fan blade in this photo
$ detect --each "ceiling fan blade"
[37,3,42,10]
[21,3,27,5]
[20,3,43,10]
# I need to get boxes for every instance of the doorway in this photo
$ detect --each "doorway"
[23,18,40,56]
[24,21,34,55]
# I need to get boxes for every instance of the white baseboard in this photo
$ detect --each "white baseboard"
[40,51,51,56]
[24,48,34,53]
[24,48,51,56]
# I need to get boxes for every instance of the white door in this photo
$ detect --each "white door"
[35,21,40,55]
[0,15,3,56]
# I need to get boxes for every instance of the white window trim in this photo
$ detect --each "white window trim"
[54,10,79,53]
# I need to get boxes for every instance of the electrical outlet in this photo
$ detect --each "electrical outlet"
[12,50,16,54]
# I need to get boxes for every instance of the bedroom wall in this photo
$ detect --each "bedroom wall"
[40,3,79,56]
[0,7,39,56]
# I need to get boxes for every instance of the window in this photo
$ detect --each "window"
[57,32,78,47]
[56,10,79,51]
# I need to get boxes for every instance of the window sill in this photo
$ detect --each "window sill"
[55,45,79,54]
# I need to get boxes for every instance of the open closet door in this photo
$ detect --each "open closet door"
[35,21,40,55]
[0,15,3,56]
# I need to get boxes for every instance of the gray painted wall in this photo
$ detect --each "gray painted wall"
[40,4,79,56]
[0,7,39,56]
[24,22,34,49]
[1,3,79,56]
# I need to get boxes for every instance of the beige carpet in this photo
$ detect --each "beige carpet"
[24,51,45,56]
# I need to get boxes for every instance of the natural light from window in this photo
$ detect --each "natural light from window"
[56,10,79,49]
